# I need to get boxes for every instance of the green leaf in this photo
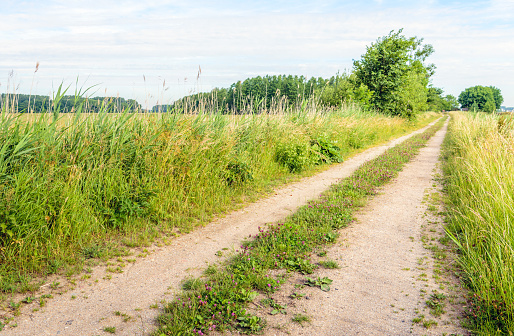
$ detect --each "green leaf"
[248,291,258,300]
[320,284,330,292]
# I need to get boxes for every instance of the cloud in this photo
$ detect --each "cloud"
[1,0,513,106]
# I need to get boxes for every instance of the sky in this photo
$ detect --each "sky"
[1,0,513,109]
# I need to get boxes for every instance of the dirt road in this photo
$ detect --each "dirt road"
[253,117,468,335]
[2,118,465,336]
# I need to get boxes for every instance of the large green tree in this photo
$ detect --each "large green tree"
[458,85,502,113]
[353,29,435,118]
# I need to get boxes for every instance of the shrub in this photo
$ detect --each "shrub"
[274,141,315,173]
[225,161,253,186]
[310,134,343,164]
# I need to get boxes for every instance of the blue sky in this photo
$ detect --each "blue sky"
[1,0,513,108]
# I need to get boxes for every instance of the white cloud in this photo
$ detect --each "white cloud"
[1,0,513,107]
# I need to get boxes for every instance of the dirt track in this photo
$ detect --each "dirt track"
[250,117,468,335]
[1,118,466,336]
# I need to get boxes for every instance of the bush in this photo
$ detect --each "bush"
[310,134,343,164]
[274,142,315,173]
[225,161,253,186]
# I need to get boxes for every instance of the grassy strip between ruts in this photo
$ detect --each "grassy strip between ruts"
[153,117,447,336]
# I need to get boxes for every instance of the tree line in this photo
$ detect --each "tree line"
[0,93,142,113]
[2,29,503,117]
[156,29,462,118]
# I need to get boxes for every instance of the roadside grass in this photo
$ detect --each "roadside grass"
[153,117,446,335]
[442,111,514,334]
[0,85,439,302]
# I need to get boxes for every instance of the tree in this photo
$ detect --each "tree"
[426,87,460,111]
[353,29,435,118]
[488,86,504,109]
[444,95,459,110]
[458,86,500,113]
[315,73,372,109]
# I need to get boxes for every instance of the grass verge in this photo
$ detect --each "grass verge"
[153,117,446,335]
[442,111,514,334]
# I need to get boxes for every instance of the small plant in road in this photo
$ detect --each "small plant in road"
[305,277,333,292]
[292,314,311,325]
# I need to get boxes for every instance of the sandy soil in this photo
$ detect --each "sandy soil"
[1,118,467,336]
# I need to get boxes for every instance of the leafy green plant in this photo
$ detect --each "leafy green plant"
[21,296,36,304]
[274,141,315,173]
[290,292,306,300]
[225,161,253,186]
[261,298,287,315]
[305,277,333,292]
[310,134,343,164]
[237,315,265,334]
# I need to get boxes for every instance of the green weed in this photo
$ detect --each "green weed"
[292,314,311,325]
[103,326,116,333]
[319,259,340,269]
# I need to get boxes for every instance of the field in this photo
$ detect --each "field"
[0,97,438,297]
[443,111,514,334]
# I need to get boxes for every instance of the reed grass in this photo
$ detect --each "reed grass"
[443,111,514,334]
[0,87,438,295]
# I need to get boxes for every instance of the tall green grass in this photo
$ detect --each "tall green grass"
[0,88,438,295]
[443,112,514,334]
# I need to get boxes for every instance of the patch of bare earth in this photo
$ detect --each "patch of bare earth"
[1,119,468,336]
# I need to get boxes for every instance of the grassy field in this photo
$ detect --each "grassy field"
[0,94,438,299]
[443,111,514,334]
